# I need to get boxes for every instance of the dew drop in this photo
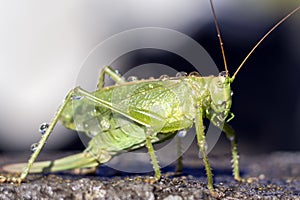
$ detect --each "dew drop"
[88,131,98,138]
[127,76,138,82]
[204,142,208,151]
[219,71,227,77]
[39,123,49,134]
[72,95,83,100]
[100,119,110,130]
[114,69,120,75]
[189,71,201,77]
[149,84,154,89]
[231,91,234,96]
[159,75,169,81]
[177,129,187,137]
[176,72,187,78]
[198,142,208,158]
[30,143,38,152]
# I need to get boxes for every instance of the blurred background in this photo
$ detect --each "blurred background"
[0,0,299,155]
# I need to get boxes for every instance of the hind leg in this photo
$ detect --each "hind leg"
[97,66,125,89]
[0,89,77,184]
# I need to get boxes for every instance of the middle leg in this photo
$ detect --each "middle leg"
[195,107,214,191]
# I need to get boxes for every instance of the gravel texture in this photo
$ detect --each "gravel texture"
[0,149,300,199]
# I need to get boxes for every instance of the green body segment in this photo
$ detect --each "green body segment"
[58,75,231,163]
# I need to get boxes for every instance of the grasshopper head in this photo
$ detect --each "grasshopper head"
[209,72,233,122]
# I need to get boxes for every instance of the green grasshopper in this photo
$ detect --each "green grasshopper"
[0,0,299,192]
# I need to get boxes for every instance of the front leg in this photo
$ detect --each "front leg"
[207,113,242,182]
[222,123,241,181]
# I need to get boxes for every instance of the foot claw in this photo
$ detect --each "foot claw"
[245,177,259,183]
[209,189,220,198]
[234,176,243,182]
[144,176,159,184]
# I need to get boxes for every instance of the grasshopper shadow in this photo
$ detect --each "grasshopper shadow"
[94,165,246,180]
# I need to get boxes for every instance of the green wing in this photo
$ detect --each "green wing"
[60,78,195,135]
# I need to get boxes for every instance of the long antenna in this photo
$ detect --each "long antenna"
[232,5,300,80]
[210,0,229,76]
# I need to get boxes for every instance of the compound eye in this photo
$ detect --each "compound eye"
[218,71,227,77]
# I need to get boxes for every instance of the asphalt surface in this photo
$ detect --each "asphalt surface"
[0,148,299,199]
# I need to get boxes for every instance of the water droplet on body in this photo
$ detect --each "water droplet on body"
[159,75,169,81]
[198,142,208,158]
[176,72,187,78]
[88,131,98,138]
[189,71,201,77]
[204,142,208,151]
[219,71,227,77]
[177,129,187,137]
[101,119,110,130]
[127,76,138,82]
[72,95,83,100]
[228,135,234,141]
[39,123,49,134]
[30,143,38,152]
[114,69,120,75]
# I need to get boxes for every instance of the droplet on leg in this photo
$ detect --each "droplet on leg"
[30,143,38,152]
[39,123,49,134]
[72,95,83,100]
